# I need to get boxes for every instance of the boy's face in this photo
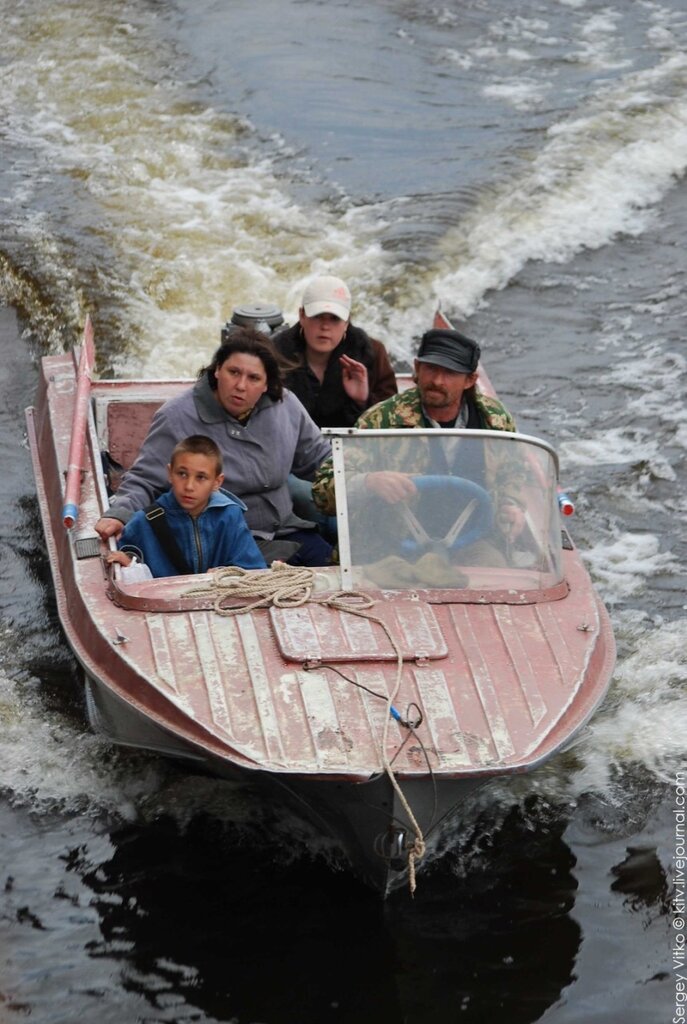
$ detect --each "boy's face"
[167,452,224,517]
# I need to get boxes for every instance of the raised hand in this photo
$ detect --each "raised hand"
[339,353,369,405]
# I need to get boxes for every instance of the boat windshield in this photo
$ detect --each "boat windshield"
[327,429,564,597]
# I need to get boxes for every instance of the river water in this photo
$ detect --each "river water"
[1,1,686,1021]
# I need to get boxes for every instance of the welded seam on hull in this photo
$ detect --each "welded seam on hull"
[449,606,515,761]
[146,613,181,696]
[410,665,471,768]
[235,614,286,765]
[492,605,547,728]
[295,669,351,770]
[533,598,600,723]
[189,612,232,736]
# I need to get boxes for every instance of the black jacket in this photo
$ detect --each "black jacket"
[273,322,397,428]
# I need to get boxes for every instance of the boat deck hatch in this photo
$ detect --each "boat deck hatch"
[269,600,448,663]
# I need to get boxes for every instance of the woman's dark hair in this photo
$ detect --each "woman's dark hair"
[200,327,286,401]
[275,319,374,370]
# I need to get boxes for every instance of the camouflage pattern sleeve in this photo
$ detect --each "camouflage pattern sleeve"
[312,457,336,515]
[311,387,515,515]
[356,388,425,429]
[313,388,424,513]
[475,392,517,432]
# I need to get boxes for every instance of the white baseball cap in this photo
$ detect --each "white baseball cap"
[301,276,352,320]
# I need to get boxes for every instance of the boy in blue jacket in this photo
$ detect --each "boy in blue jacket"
[106,434,266,577]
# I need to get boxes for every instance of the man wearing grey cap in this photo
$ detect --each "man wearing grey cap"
[312,327,517,510]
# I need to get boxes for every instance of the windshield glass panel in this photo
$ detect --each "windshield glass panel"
[331,431,563,596]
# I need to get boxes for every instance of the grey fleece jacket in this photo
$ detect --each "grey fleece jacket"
[105,376,332,539]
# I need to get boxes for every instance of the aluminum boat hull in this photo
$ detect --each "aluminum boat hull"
[26,316,616,895]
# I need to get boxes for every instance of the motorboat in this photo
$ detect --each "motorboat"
[25,313,616,895]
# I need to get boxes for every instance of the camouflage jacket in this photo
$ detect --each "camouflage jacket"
[355,385,515,432]
[312,385,517,515]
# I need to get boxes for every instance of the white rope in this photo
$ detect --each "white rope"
[182,561,314,615]
[183,562,426,891]
[326,592,426,893]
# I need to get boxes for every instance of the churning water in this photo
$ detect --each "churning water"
[0,1,685,1020]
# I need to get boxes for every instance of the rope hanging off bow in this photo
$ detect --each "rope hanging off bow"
[330,592,426,893]
[182,561,426,892]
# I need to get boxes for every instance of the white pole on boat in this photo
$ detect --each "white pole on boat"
[62,316,95,529]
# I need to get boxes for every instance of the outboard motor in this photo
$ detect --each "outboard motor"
[221,303,284,342]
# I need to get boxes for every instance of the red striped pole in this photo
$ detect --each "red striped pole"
[63,316,95,529]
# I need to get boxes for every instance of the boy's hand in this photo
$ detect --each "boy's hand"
[105,550,133,567]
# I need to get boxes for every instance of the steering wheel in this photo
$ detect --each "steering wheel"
[400,474,493,554]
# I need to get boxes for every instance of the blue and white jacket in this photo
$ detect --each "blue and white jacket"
[118,488,266,578]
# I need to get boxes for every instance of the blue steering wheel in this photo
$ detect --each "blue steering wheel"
[401,474,493,553]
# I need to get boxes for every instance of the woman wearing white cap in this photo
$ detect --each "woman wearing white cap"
[273,275,397,429]
[272,276,397,535]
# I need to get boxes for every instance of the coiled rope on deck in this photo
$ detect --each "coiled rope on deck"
[182,561,426,892]
[183,561,315,614]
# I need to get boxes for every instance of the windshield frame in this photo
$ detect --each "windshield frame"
[325,428,562,597]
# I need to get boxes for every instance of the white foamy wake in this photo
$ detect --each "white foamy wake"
[0,1,392,373]
[3,2,686,369]
[450,611,687,843]
[570,614,687,791]
[0,662,349,857]
[419,53,687,332]
[582,530,679,602]
[560,428,680,475]
[0,667,164,820]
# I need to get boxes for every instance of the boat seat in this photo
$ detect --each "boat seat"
[106,400,163,473]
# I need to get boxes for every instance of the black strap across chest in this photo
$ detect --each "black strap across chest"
[144,504,193,575]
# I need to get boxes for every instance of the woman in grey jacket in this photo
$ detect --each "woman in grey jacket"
[95,328,333,566]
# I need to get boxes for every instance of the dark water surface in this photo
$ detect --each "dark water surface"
[1,1,685,1020]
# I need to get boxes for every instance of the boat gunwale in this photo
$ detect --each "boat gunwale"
[107,573,571,612]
